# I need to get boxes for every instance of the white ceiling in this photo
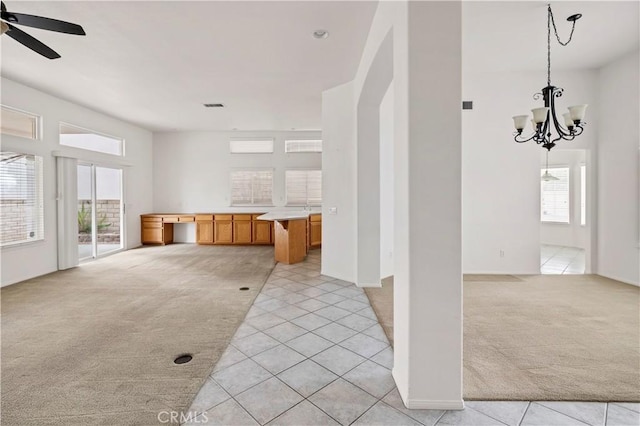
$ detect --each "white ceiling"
[1,1,378,132]
[463,1,639,73]
[1,1,638,133]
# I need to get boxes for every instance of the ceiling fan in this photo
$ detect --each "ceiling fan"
[1,1,85,59]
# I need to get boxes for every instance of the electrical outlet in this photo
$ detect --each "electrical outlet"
[500,250,505,258]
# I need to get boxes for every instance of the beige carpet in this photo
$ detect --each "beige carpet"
[364,274,640,401]
[1,244,275,425]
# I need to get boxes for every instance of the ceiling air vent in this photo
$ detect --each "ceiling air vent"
[204,103,225,108]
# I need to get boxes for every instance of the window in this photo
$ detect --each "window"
[541,167,570,223]
[229,138,274,154]
[580,165,586,226]
[1,106,39,140]
[59,123,123,156]
[230,170,273,205]
[0,152,44,246]
[285,139,322,153]
[286,170,322,206]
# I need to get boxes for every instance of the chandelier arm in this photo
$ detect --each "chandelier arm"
[548,88,573,139]
[514,132,540,144]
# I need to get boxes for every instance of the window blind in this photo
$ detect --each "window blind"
[229,139,274,154]
[0,152,44,246]
[541,167,570,223]
[286,170,322,206]
[230,170,273,205]
[285,139,322,153]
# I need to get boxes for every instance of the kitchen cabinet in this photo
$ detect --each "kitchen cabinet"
[309,214,322,248]
[213,215,233,244]
[141,215,174,245]
[195,215,214,244]
[233,214,253,244]
[252,215,272,244]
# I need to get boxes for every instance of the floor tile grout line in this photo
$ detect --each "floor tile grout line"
[464,405,512,426]
[517,401,531,426]
[534,402,594,426]
[609,402,640,414]
[433,409,448,425]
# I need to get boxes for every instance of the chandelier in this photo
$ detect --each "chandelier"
[512,4,588,151]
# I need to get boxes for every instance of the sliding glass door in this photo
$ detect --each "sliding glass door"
[77,163,123,261]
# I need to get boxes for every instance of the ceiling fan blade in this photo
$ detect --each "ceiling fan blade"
[1,12,85,35]
[5,23,60,59]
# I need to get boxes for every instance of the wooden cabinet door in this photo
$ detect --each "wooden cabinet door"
[196,221,214,244]
[309,221,322,248]
[233,220,252,244]
[252,221,271,244]
[142,227,163,244]
[214,221,233,244]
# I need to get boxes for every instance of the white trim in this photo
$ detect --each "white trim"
[596,273,639,287]
[355,281,382,288]
[405,399,465,410]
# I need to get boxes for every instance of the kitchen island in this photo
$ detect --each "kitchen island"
[257,211,310,264]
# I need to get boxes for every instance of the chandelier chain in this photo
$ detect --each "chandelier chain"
[546,4,577,85]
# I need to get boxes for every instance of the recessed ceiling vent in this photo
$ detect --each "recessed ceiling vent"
[204,103,225,108]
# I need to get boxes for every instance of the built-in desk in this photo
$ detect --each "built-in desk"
[140,214,195,245]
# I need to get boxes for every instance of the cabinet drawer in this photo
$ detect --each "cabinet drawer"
[178,215,195,222]
[214,214,233,221]
[143,222,162,229]
[142,216,162,222]
[310,214,322,222]
[233,214,252,221]
[162,216,179,223]
[196,214,214,221]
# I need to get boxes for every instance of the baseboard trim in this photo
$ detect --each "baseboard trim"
[405,399,465,410]
[596,273,639,287]
[356,281,382,288]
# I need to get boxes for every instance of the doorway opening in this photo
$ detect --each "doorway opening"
[540,149,589,274]
[77,163,123,261]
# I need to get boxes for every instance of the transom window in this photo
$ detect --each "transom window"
[285,139,322,153]
[60,123,124,156]
[229,138,274,154]
[1,106,40,140]
[230,170,274,206]
[541,167,570,223]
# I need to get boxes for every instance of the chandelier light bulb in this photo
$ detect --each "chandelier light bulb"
[512,115,529,131]
[562,112,574,128]
[568,104,588,122]
[532,107,550,124]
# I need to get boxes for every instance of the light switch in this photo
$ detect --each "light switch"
[329,207,337,215]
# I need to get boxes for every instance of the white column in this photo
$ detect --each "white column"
[393,1,463,409]
[56,156,79,270]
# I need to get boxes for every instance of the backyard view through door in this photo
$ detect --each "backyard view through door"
[77,164,122,261]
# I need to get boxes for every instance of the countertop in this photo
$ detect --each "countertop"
[256,211,312,221]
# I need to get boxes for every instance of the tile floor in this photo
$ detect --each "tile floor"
[541,244,586,275]
[185,250,638,425]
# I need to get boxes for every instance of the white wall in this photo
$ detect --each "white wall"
[323,0,463,409]
[321,83,357,282]
[596,49,640,286]
[1,77,153,287]
[462,69,598,274]
[540,149,588,249]
[152,130,321,242]
[379,84,394,279]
